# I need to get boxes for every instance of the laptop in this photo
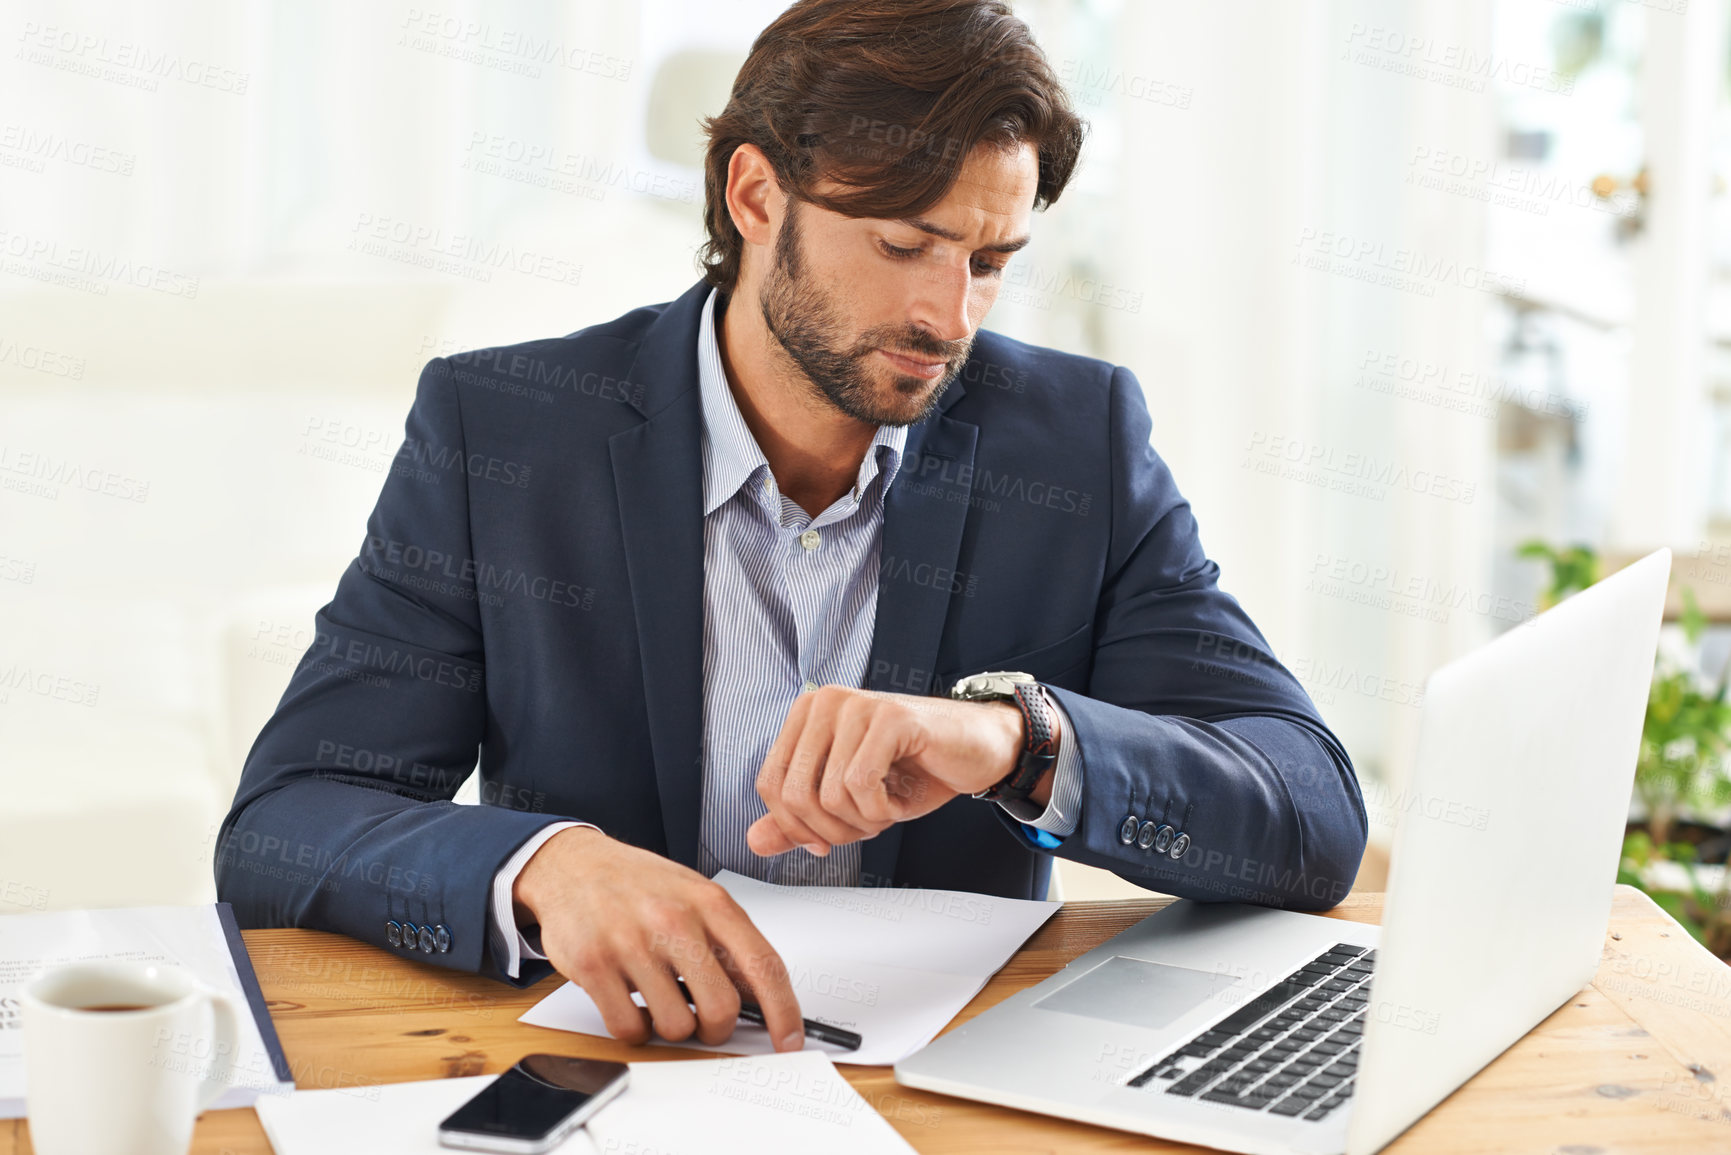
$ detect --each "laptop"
[896,547,1671,1155]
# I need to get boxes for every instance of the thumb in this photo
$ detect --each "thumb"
[746,814,798,857]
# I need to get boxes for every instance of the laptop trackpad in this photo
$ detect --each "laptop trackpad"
[1033,956,1240,1031]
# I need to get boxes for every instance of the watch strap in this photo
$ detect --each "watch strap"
[974,682,1059,805]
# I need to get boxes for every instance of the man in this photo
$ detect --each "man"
[217,0,1366,1056]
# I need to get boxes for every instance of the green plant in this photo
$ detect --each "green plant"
[1614,828,1731,955]
[1519,539,1731,955]
[1514,540,1600,609]
[1637,587,1731,846]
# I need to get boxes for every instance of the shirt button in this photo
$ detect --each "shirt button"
[799,529,821,551]
[803,680,819,693]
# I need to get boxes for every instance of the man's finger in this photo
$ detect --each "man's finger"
[582,967,653,1046]
[845,715,919,824]
[818,697,878,832]
[746,813,798,856]
[764,688,822,764]
[710,907,805,1053]
[756,695,831,854]
[626,958,698,1044]
[677,942,745,1047]
[777,701,853,850]
[754,691,807,809]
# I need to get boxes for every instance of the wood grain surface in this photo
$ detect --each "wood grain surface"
[6,886,1730,1154]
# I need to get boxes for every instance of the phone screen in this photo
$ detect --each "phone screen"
[440,1055,627,1141]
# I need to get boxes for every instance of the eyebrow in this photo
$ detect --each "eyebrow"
[901,216,1031,255]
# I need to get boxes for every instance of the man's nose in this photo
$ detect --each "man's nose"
[909,261,974,346]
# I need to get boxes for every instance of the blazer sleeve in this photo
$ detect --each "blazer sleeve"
[998,364,1368,910]
[214,357,575,986]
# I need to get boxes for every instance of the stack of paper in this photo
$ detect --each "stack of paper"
[0,903,293,1115]
[519,870,1059,1065]
[255,1051,918,1154]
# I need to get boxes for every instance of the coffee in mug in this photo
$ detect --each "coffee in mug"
[21,961,240,1155]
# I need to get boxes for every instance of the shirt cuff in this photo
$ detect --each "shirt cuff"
[994,698,1082,839]
[488,821,596,979]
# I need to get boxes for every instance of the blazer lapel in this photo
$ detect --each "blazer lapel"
[609,278,983,884]
[860,396,978,887]
[610,281,711,870]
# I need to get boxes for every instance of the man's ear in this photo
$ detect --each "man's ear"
[725,142,784,254]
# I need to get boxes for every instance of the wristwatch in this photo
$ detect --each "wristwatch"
[949,671,1059,806]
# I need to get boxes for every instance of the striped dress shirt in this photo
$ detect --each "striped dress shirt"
[487,287,1082,976]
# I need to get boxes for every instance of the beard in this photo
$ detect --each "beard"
[756,201,970,427]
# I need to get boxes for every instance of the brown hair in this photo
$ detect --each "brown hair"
[697,0,1086,293]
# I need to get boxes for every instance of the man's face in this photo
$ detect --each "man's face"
[754,141,1039,427]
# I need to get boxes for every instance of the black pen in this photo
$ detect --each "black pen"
[674,978,862,1051]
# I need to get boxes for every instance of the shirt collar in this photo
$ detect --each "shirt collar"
[697,286,908,519]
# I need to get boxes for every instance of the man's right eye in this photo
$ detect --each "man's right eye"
[877,240,923,260]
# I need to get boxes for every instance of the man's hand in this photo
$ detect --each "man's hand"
[745,686,1043,858]
[512,826,806,1051]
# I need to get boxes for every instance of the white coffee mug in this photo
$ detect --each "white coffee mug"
[21,961,241,1155]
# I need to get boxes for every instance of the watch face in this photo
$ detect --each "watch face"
[952,670,1036,699]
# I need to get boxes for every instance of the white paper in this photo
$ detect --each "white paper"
[255,1051,918,1155]
[519,871,1059,1065]
[0,904,292,1117]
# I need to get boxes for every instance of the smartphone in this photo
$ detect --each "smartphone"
[437,1054,630,1153]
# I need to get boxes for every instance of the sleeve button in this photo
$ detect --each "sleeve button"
[1136,821,1158,851]
[1169,832,1190,858]
[1118,815,1140,845]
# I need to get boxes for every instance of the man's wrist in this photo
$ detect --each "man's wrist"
[512,823,602,927]
[1027,762,1056,808]
[981,699,1025,792]
[490,821,591,980]
[995,697,1080,838]
[1022,701,1061,806]
[972,684,1060,804]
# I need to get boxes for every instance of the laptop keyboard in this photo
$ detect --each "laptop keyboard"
[1127,943,1374,1122]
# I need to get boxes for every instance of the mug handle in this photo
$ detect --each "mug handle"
[194,991,243,1114]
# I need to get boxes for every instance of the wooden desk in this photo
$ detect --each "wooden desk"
[7,885,1731,1153]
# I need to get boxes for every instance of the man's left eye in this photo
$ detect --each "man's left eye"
[879,239,1006,278]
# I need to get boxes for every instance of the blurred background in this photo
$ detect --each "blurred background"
[3,0,1725,923]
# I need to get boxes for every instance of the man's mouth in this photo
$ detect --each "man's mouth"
[877,348,948,380]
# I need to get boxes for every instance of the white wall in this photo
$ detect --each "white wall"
[1,0,1562,909]
[1011,0,1501,824]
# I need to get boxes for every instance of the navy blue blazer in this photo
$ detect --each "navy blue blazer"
[216,277,1367,988]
